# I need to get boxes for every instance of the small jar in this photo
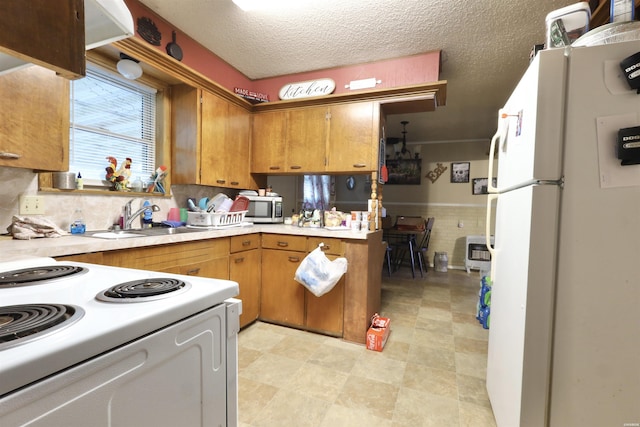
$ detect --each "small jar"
[131,177,143,192]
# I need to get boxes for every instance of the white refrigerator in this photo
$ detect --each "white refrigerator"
[485,40,640,427]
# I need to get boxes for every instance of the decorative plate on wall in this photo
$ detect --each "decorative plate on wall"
[137,17,161,46]
[346,176,356,190]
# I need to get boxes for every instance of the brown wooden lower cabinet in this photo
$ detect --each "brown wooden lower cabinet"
[101,239,230,279]
[260,247,306,326]
[53,230,384,344]
[230,234,261,328]
[304,237,345,336]
[260,234,346,336]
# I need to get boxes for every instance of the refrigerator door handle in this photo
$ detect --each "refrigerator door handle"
[487,110,508,194]
[485,193,497,278]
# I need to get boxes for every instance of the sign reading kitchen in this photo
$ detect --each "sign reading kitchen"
[279,78,335,100]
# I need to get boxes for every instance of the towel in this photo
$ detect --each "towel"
[7,215,67,240]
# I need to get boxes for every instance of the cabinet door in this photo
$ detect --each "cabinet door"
[251,110,287,173]
[305,237,345,335]
[286,106,327,173]
[194,90,253,189]
[260,248,305,326]
[326,102,376,172]
[222,101,251,188]
[171,85,200,184]
[230,248,261,328]
[305,275,344,336]
[200,90,229,187]
[0,66,69,170]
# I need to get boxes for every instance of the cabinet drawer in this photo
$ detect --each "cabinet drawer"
[307,237,344,256]
[230,233,260,253]
[261,234,307,252]
[103,239,229,271]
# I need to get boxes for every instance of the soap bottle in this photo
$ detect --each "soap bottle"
[142,200,153,228]
[75,172,83,190]
[70,208,86,234]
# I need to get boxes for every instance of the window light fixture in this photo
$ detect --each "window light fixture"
[116,53,143,80]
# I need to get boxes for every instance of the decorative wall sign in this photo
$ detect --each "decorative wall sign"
[234,87,270,103]
[451,162,470,183]
[386,159,421,185]
[472,177,497,195]
[425,162,447,183]
[279,78,335,100]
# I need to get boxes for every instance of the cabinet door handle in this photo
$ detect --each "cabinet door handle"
[289,165,302,170]
[277,241,289,247]
[216,179,226,184]
[185,268,201,275]
[242,240,251,246]
[320,245,330,251]
[269,166,281,170]
[0,152,21,159]
[230,181,239,186]
[352,163,366,168]
[234,257,245,264]
[288,256,300,262]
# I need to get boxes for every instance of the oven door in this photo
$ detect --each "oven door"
[0,305,228,427]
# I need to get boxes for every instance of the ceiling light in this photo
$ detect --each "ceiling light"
[232,0,299,11]
[116,53,142,80]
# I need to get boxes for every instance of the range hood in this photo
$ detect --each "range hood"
[0,0,134,76]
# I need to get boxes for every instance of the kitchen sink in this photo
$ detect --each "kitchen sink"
[87,231,144,239]
[85,227,207,239]
[133,226,207,236]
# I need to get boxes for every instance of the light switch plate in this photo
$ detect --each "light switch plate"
[19,195,45,215]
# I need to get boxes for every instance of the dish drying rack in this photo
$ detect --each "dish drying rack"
[187,210,248,228]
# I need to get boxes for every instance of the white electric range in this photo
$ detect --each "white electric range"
[0,255,241,427]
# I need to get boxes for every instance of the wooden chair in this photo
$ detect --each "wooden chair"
[392,216,425,278]
[413,217,435,277]
[381,216,394,277]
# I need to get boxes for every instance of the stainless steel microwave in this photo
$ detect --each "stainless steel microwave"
[245,195,283,223]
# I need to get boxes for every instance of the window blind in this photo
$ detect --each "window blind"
[69,66,157,187]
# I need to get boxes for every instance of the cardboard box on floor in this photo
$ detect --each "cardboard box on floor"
[366,314,391,351]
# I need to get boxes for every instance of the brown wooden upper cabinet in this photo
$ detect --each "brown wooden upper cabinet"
[0,0,85,80]
[172,85,257,189]
[0,66,70,171]
[251,101,378,174]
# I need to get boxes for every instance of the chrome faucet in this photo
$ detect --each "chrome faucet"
[123,199,161,230]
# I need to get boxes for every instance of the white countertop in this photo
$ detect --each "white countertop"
[0,224,377,258]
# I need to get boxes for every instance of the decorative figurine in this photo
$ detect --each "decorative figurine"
[105,156,132,191]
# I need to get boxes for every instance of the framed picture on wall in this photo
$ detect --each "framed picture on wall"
[386,158,421,185]
[472,177,497,194]
[451,162,470,183]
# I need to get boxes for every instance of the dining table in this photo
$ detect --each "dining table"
[383,221,425,278]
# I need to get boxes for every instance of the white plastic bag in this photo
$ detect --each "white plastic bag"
[294,243,348,297]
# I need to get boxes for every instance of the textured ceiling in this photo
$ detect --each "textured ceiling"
[138,0,580,144]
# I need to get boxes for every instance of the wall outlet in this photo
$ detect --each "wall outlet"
[19,195,45,215]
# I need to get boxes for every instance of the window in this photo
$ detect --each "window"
[69,65,157,188]
[303,175,332,210]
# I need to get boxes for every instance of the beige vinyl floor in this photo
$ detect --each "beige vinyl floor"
[237,267,497,427]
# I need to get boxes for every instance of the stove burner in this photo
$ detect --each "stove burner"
[97,278,191,303]
[0,265,88,288]
[0,304,84,350]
